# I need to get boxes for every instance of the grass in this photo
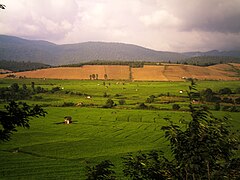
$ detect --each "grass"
[0,79,240,179]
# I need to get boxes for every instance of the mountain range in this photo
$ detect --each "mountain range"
[0,35,240,66]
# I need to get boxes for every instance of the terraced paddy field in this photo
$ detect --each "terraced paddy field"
[0,79,240,179]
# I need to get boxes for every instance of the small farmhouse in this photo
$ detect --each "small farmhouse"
[64,116,72,124]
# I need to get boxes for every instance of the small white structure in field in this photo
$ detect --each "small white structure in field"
[179,90,183,94]
[86,96,92,99]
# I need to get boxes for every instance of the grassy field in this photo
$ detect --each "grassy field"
[0,79,240,179]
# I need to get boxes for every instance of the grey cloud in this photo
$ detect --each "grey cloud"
[171,0,240,33]
[1,0,240,52]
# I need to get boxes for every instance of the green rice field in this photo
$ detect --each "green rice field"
[0,79,240,179]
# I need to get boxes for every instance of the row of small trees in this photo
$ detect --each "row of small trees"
[0,82,64,101]
[89,74,108,80]
[201,87,240,104]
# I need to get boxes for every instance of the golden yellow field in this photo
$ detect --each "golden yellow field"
[1,63,239,81]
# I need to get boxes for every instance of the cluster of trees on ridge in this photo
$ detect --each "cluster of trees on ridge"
[181,56,240,66]
[0,60,51,72]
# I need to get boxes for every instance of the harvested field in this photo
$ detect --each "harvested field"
[132,65,168,81]
[1,64,239,81]
[0,65,130,80]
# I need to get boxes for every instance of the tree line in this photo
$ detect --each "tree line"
[0,60,51,72]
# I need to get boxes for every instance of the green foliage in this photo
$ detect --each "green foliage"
[0,101,47,141]
[182,56,240,66]
[219,87,232,95]
[61,102,75,107]
[235,87,240,94]
[235,97,240,104]
[172,104,180,110]
[122,80,240,179]
[0,82,48,101]
[118,99,126,105]
[86,160,116,180]
[50,86,61,93]
[222,97,233,104]
[122,151,174,180]
[103,99,115,108]
[103,92,110,97]
[10,83,19,92]
[214,102,221,111]
[162,80,240,179]
[0,60,51,72]
[145,95,155,103]
[138,103,148,109]
[222,106,239,112]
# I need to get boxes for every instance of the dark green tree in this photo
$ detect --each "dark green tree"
[122,151,174,180]
[119,99,126,105]
[86,160,116,180]
[235,97,240,104]
[0,101,47,141]
[10,83,19,92]
[219,87,232,95]
[146,95,155,103]
[160,80,240,179]
[103,99,115,108]
[138,103,148,109]
[172,104,180,110]
[31,82,35,91]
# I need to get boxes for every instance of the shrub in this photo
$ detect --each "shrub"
[51,87,61,93]
[214,102,221,111]
[211,96,221,103]
[138,103,148,109]
[86,160,116,180]
[35,86,46,93]
[118,99,126,105]
[219,87,232,95]
[222,97,234,104]
[62,102,75,107]
[235,97,240,104]
[103,99,115,108]
[222,106,239,112]
[172,104,180,110]
[146,95,155,103]
[235,87,240,94]
[33,96,43,100]
[103,92,110,97]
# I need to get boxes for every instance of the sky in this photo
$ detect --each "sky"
[0,0,240,52]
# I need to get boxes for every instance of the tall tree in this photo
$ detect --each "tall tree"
[0,101,47,141]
